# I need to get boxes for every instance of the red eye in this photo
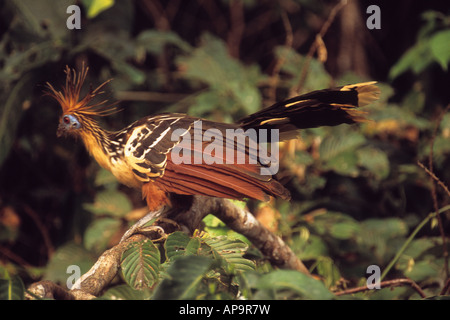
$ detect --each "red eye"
[63,116,70,124]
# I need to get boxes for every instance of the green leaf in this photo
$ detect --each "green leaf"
[177,33,263,115]
[153,256,213,300]
[44,242,95,284]
[389,39,434,79]
[361,218,408,239]
[315,257,341,288]
[275,46,331,92]
[357,218,408,260]
[137,30,192,55]
[404,259,443,282]
[370,104,430,129]
[111,61,146,85]
[205,236,255,273]
[203,214,251,243]
[309,212,360,240]
[94,168,119,189]
[0,269,25,300]
[84,218,121,253]
[430,30,450,71]
[121,239,161,290]
[165,231,202,261]
[256,270,334,299]
[330,220,360,240]
[101,284,152,300]
[82,0,115,18]
[319,131,366,162]
[402,238,438,260]
[319,130,366,175]
[10,0,72,40]
[357,146,390,180]
[324,150,359,176]
[294,234,329,260]
[83,189,132,217]
[396,237,443,280]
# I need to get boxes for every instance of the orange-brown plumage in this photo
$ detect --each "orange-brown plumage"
[46,64,380,213]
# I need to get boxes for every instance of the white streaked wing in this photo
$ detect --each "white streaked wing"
[124,116,194,181]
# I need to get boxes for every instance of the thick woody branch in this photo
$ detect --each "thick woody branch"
[27,195,308,299]
[27,234,148,300]
[202,197,309,273]
[165,195,309,273]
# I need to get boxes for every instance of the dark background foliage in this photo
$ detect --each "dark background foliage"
[0,0,449,299]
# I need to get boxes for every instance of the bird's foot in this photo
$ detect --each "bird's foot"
[120,208,180,243]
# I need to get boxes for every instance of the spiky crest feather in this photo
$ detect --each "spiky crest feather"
[45,63,117,117]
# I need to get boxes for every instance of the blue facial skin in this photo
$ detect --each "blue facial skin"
[57,114,81,137]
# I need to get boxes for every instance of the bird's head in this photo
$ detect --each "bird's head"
[57,114,82,137]
[45,63,117,138]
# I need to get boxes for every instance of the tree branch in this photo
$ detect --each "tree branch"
[334,278,427,298]
[27,195,308,299]
[205,197,309,273]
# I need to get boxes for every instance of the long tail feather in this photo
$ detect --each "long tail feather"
[238,82,380,139]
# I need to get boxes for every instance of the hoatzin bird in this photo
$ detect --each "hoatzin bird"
[46,65,380,213]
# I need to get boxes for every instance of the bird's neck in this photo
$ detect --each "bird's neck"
[79,119,114,171]
[79,119,141,188]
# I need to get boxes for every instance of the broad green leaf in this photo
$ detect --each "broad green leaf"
[165,231,202,261]
[309,212,360,239]
[94,168,119,189]
[315,257,341,288]
[84,218,121,253]
[357,218,408,260]
[404,259,443,282]
[83,30,145,85]
[357,146,390,180]
[189,91,224,117]
[294,234,329,260]
[83,189,132,217]
[10,0,72,40]
[256,270,334,299]
[430,30,450,71]
[319,130,366,176]
[121,239,161,290]
[101,284,152,300]
[111,61,146,85]
[399,85,426,113]
[397,237,443,277]
[369,104,430,129]
[137,30,192,55]
[177,33,263,115]
[389,39,434,79]
[319,131,366,162]
[330,220,360,240]
[275,46,332,93]
[205,236,255,272]
[203,214,251,243]
[440,113,450,131]
[153,256,212,300]
[323,150,359,176]
[402,238,438,260]
[361,218,408,239]
[44,242,95,284]
[0,269,25,300]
